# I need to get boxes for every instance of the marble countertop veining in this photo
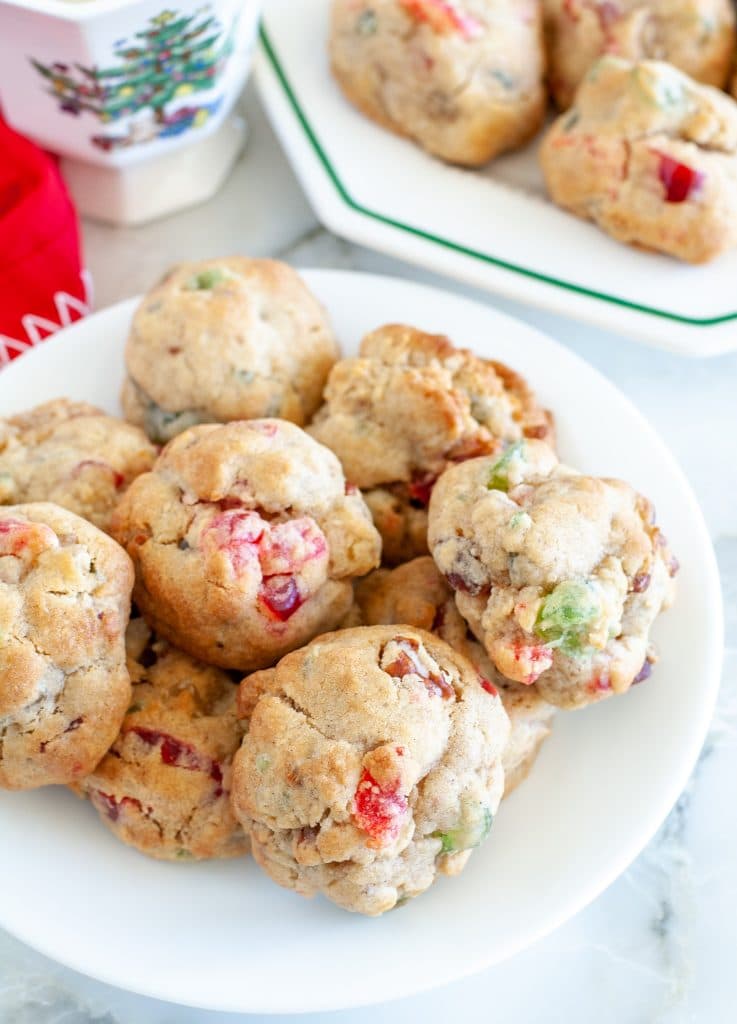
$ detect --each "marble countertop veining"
[1,85,735,1024]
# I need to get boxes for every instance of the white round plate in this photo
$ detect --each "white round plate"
[0,271,722,1014]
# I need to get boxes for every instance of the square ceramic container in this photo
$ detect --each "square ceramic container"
[0,0,262,167]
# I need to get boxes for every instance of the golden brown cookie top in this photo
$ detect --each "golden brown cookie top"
[0,398,157,532]
[0,503,133,788]
[124,258,338,440]
[309,323,553,489]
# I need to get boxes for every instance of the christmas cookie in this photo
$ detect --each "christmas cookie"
[544,0,735,109]
[232,625,510,915]
[79,619,247,861]
[354,557,555,794]
[427,440,678,709]
[0,399,157,532]
[540,57,737,263]
[329,0,547,166]
[111,420,381,671]
[0,503,133,790]
[122,258,339,443]
[309,324,553,564]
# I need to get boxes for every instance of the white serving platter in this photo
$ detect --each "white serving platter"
[255,0,737,357]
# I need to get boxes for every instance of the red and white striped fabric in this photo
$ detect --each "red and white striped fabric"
[0,115,90,368]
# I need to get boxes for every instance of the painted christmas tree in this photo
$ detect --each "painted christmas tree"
[31,8,236,151]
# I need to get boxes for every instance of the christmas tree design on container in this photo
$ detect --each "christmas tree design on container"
[31,7,238,152]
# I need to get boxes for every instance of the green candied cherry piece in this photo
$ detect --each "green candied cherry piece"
[143,402,208,445]
[255,753,271,773]
[433,801,493,855]
[535,579,600,655]
[175,848,193,859]
[184,267,236,291]
[487,441,525,492]
[357,8,378,35]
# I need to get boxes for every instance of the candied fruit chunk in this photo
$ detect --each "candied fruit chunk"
[352,769,409,846]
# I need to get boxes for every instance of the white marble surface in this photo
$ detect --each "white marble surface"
[1,84,736,1023]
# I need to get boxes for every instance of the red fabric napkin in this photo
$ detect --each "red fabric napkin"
[0,116,90,367]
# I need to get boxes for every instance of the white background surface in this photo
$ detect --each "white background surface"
[1,86,736,1023]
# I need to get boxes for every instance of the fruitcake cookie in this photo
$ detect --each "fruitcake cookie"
[111,420,381,671]
[540,57,737,263]
[309,324,553,564]
[428,440,678,709]
[122,258,339,443]
[329,0,547,166]
[232,625,510,915]
[0,399,157,532]
[79,620,247,861]
[544,0,735,109]
[0,503,133,790]
[354,557,555,794]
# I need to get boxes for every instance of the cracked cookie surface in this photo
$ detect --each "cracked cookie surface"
[111,420,381,671]
[78,619,247,861]
[541,56,737,262]
[0,399,157,532]
[428,440,678,709]
[329,0,546,166]
[232,625,509,915]
[354,556,555,794]
[122,258,339,443]
[309,324,553,564]
[0,503,133,789]
[544,0,735,109]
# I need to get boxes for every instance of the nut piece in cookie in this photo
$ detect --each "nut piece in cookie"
[78,619,247,861]
[0,399,157,532]
[122,258,339,443]
[111,420,381,671]
[232,625,510,915]
[428,440,678,709]
[540,57,737,263]
[0,503,133,790]
[330,0,547,166]
[544,0,736,109]
[309,324,553,564]
[354,556,555,795]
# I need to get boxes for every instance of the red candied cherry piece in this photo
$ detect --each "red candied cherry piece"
[596,1,621,31]
[352,769,409,846]
[507,641,554,685]
[257,517,327,576]
[203,510,265,574]
[445,570,487,597]
[0,518,58,558]
[408,472,437,509]
[479,676,498,696]
[128,727,222,793]
[656,153,705,204]
[586,674,612,695]
[383,636,454,699]
[400,0,483,39]
[91,790,143,822]
[259,574,304,622]
[71,460,125,489]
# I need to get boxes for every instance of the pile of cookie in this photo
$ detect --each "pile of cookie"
[0,258,678,916]
[330,0,737,263]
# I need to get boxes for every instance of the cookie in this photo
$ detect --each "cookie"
[428,440,678,709]
[0,503,133,790]
[329,0,547,166]
[354,557,555,794]
[544,0,736,109]
[122,258,339,443]
[232,625,510,915]
[0,399,157,532]
[111,420,381,671]
[309,324,553,564]
[78,620,247,861]
[540,57,737,263]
